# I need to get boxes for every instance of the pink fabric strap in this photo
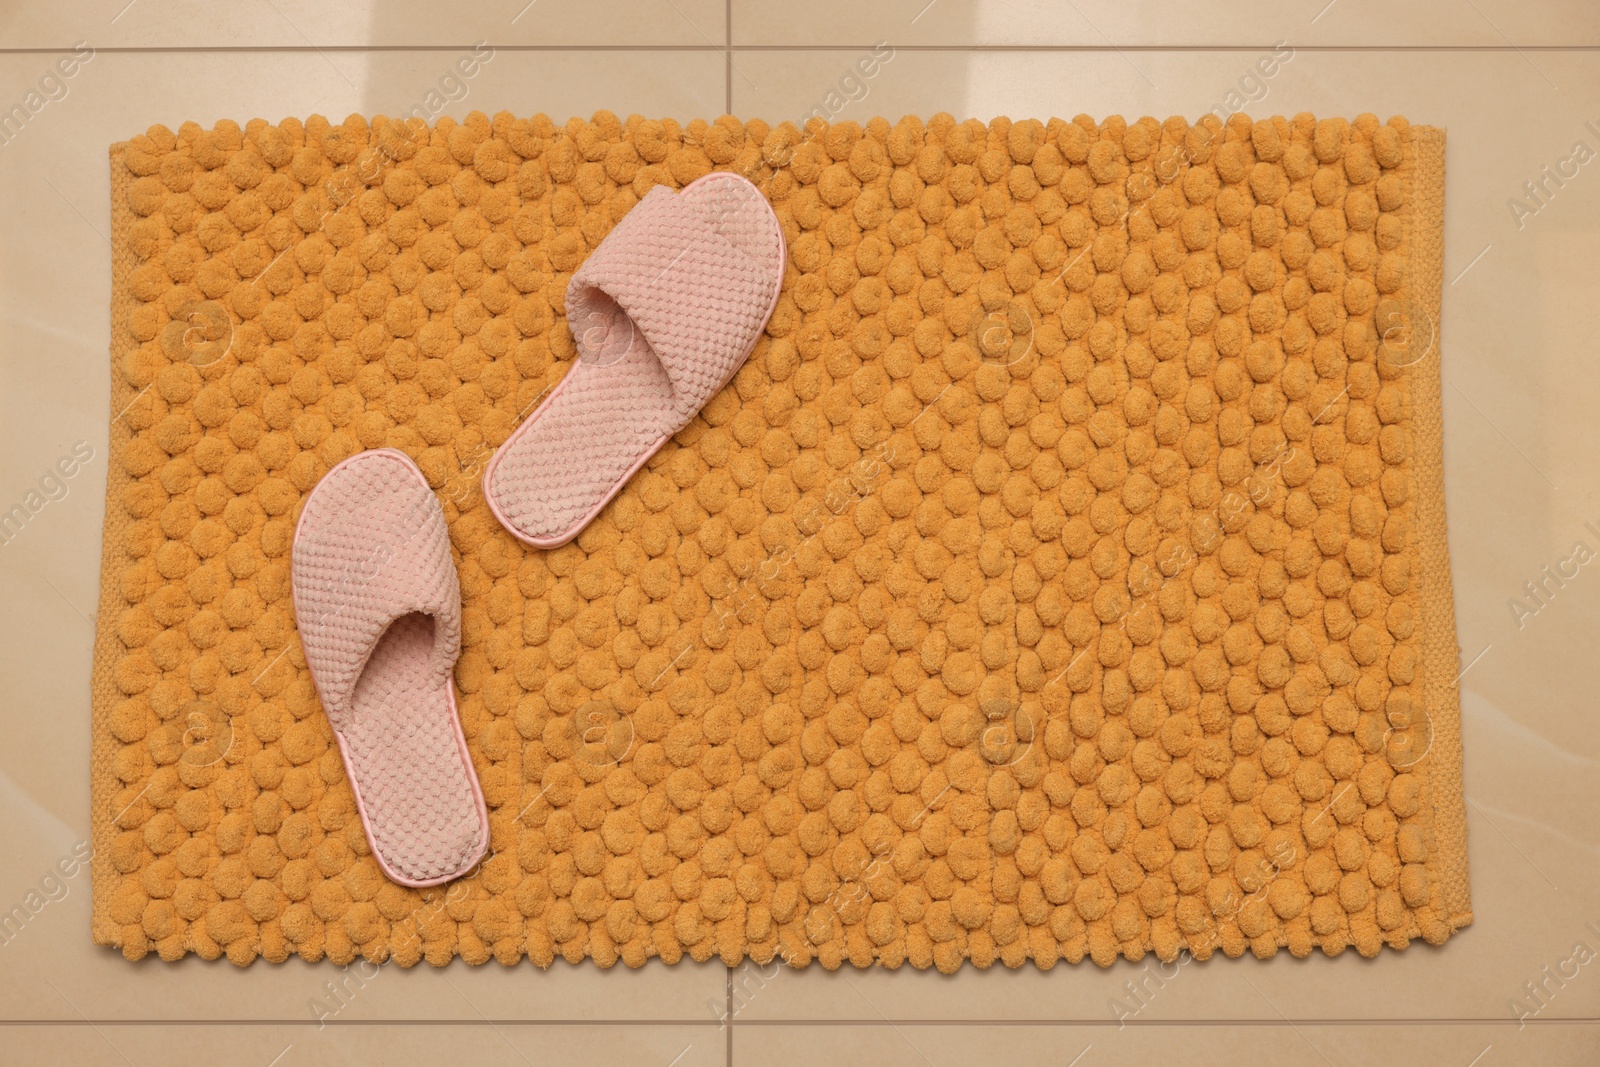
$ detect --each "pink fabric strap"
[293,483,460,722]
[565,183,774,418]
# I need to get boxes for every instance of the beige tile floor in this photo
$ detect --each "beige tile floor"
[1,1,1598,1064]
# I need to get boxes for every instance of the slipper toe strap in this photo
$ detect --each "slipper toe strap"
[566,184,773,417]
[295,488,461,725]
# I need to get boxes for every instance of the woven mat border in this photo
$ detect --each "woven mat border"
[1407,128,1469,927]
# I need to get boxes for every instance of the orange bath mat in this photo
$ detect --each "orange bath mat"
[91,110,1468,971]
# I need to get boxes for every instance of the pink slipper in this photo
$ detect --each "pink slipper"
[291,448,489,887]
[483,171,786,548]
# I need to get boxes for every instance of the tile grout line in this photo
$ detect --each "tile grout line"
[726,965,734,1067]
[690,1019,1600,1027]
[4,43,1600,54]
[10,1019,1600,1027]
